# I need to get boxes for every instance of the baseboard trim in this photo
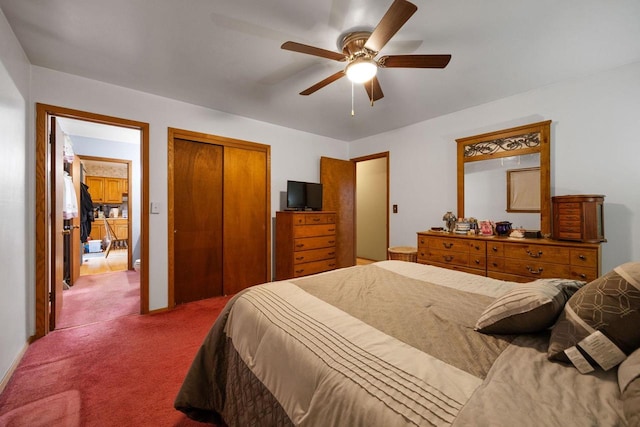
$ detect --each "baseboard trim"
[0,341,29,394]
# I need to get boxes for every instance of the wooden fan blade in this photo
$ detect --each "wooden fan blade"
[281,41,346,61]
[300,70,345,95]
[378,54,452,68]
[364,77,384,102]
[364,0,417,53]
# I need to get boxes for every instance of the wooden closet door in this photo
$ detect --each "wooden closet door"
[173,138,223,304]
[223,146,268,294]
[320,156,356,268]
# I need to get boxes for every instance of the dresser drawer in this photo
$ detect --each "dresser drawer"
[293,235,337,251]
[569,248,599,268]
[425,237,471,253]
[424,249,469,267]
[487,256,505,272]
[292,248,336,264]
[292,259,337,278]
[293,224,336,238]
[487,242,504,257]
[569,266,598,282]
[502,259,570,279]
[503,243,570,264]
[303,213,336,225]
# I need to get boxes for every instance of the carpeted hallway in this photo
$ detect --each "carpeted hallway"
[0,278,232,426]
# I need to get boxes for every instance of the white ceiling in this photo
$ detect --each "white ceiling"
[56,117,140,144]
[2,0,639,141]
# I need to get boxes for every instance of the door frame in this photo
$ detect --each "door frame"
[35,103,149,338]
[351,151,390,260]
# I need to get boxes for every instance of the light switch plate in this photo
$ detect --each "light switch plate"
[150,202,160,214]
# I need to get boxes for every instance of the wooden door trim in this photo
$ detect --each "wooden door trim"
[167,128,271,308]
[351,152,390,257]
[35,103,149,339]
[80,155,133,270]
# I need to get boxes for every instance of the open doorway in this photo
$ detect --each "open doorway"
[353,152,389,263]
[34,104,149,338]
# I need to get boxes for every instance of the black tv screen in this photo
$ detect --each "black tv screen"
[286,180,306,210]
[305,182,323,211]
[286,180,323,211]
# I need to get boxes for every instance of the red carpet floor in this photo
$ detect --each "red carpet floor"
[57,271,140,329]
[0,295,232,426]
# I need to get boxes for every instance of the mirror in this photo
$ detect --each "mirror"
[456,120,551,235]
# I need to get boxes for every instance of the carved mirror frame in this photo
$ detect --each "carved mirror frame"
[456,120,552,235]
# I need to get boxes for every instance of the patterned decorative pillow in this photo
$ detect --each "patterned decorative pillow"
[547,261,640,370]
[475,279,584,334]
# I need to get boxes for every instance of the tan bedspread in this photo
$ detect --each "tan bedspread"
[176,261,627,426]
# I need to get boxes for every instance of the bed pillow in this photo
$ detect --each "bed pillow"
[619,348,640,426]
[474,279,584,334]
[547,261,640,369]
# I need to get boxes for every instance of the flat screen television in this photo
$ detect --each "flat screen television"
[286,180,323,211]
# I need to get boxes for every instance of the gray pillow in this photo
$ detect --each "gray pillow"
[475,279,584,334]
[547,261,640,368]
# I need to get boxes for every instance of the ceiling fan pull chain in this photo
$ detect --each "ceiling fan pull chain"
[371,79,374,107]
[351,81,355,116]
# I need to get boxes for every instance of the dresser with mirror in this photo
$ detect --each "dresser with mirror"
[417,120,604,283]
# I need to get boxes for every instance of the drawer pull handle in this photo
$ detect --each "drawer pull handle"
[328,240,335,244]
[420,239,425,244]
[526,266,544,275]
[579,254,586,260]
[492,262,499,267]
[492,246,498,252]
[443,242,453,249]
[295,256,304,261]
[328,228,336,232]
[526,250,543,258]
[295,269,305,274]
[443,255,454,262]
[328,252,335,256]
[295,244,305,249]
[328,263,336,267]
[474,259,480,264]
[312,218,321,222]
[473,245,480,250]
[579,273,587,279]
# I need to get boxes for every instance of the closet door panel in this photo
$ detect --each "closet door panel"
[223,147,268,294]
[173,138,223,304]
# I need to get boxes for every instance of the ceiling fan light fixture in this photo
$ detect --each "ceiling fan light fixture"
[346,57,377,83]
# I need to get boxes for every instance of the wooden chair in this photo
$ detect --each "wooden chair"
[103,218,127,258]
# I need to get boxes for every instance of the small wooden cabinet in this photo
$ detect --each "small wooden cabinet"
[552,195,605,243]
[88,218,129,244]
[276,211,337,280]
[417,231,601,283]
[86,176,127,204]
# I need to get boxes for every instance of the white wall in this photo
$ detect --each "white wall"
[30,66,348,311]
[350,61,640,273]
[0,9,31,386]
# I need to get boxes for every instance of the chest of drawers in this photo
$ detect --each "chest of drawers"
[276,211,337,280]
[417,231,601,283]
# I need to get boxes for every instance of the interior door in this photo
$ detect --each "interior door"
[320,156,356,268]
[70,154,82,284]
[50,117,65,329]
[223,146,268,294]
[173,138,224,304]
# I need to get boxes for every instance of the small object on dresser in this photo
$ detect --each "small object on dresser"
[430,227,444,232]
[442,211,457,233]
[495,221,512,236]
[525,230,542,238]
[552,195,605,242]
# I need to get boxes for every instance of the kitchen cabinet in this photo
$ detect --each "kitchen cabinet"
[86,176,127,204]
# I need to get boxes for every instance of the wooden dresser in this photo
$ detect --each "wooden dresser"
[417,231,601,283]
[276,211,337,280]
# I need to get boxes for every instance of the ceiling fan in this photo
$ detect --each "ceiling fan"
[281,0,451,103]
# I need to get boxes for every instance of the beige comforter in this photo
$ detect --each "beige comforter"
[175,261,626,426]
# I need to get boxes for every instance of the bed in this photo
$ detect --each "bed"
[175,260,640,426]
